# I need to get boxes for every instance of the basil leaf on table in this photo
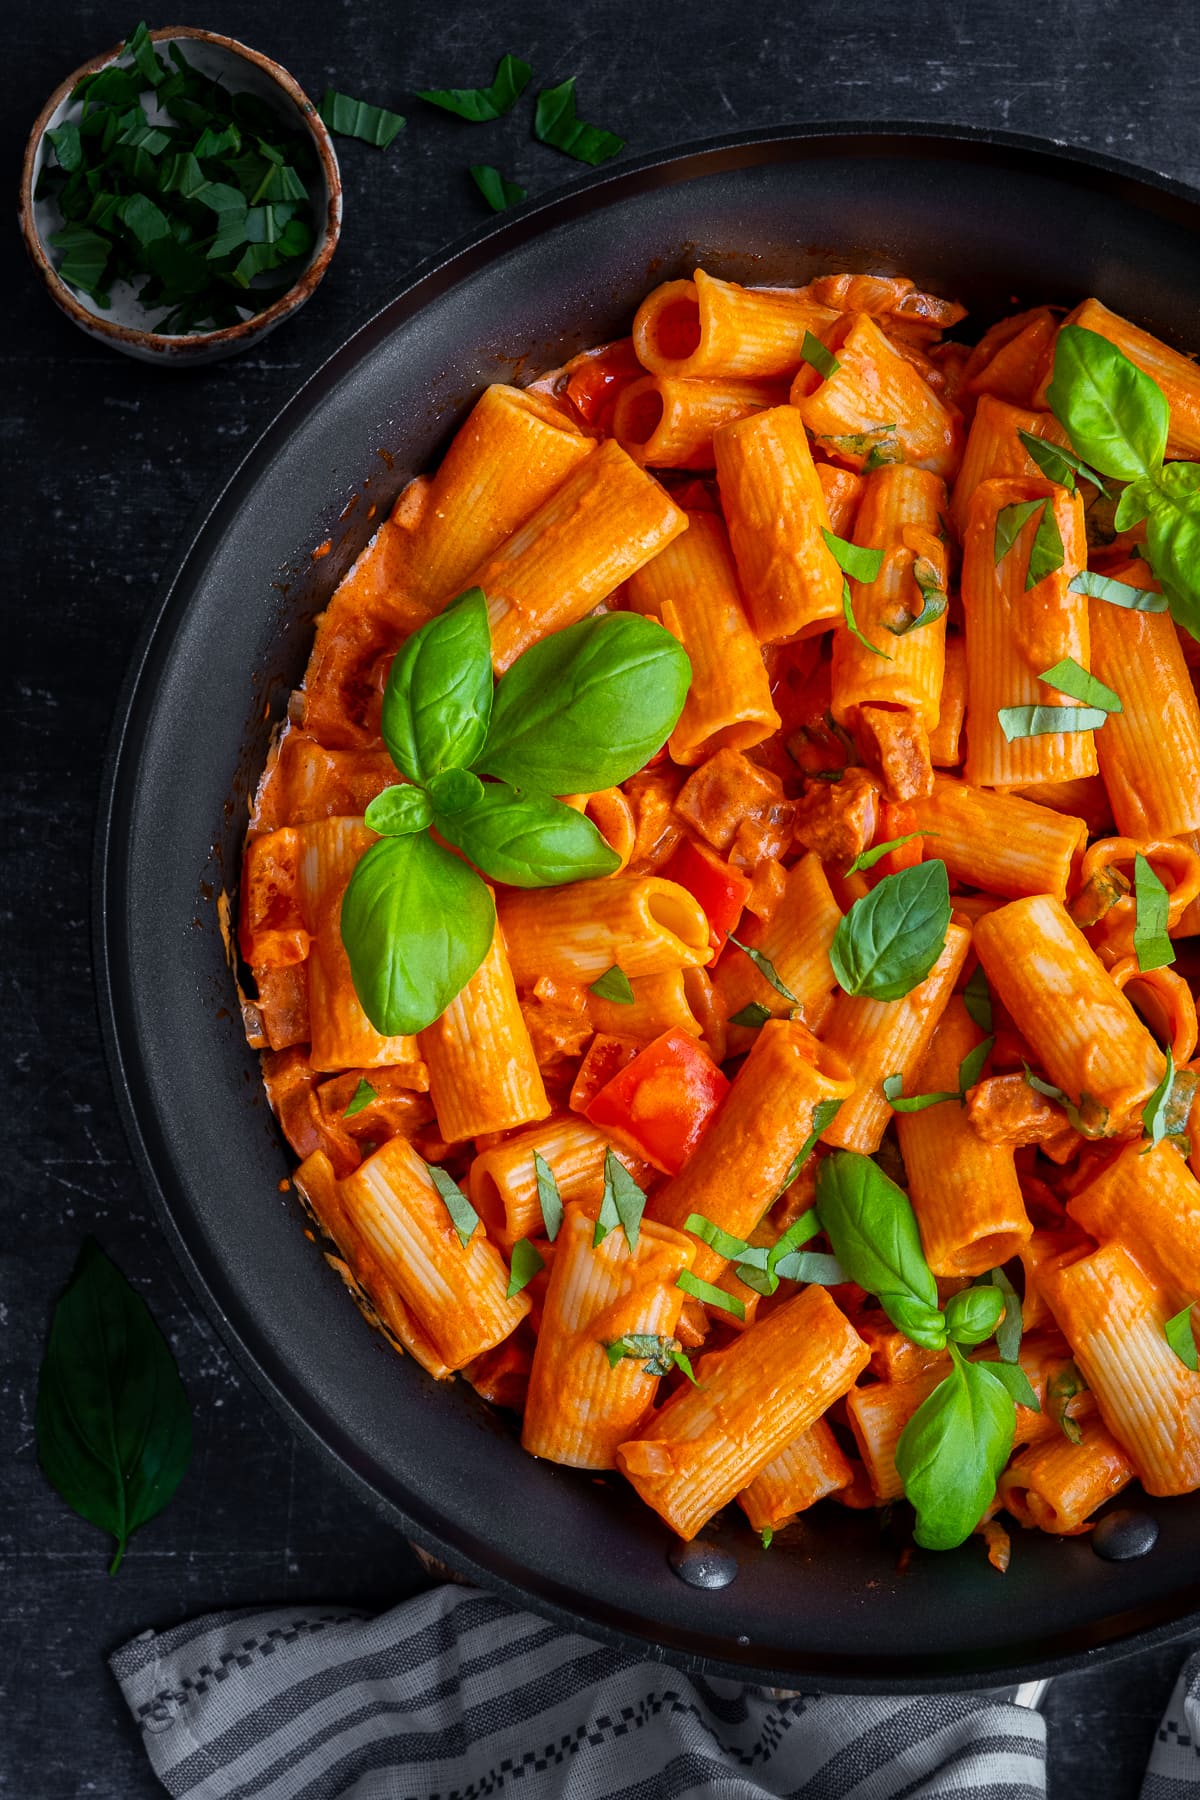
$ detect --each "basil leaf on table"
[533,77,624,166]
[895,1346,1016,1551]
[477,613,691,792]
[340,831,496,1034]
[943,1284,1005,1346]
[364,784,434,836]
[435,780,620,887]
[381,588,493,784]
[1037,657,1121,714]
[1045,324,1169,481]
[36,1240,192,1574]
[814,1150,946,1348]
[418,54,532,121]
[1068,569,1168,613]
[589,966,635,1004]
[1133,851,1174,972]
[829,860,951,1002]
[318,89,406,148]
[470,165,527,213]
[532,1153,564,1241]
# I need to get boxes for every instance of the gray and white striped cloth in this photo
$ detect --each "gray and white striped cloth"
[111,1583,1194,1799]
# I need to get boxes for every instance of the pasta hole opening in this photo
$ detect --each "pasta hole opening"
[620,387,665,448]
[468,1168,508,1243]
[647,885,709,951]
[652,298,702,363]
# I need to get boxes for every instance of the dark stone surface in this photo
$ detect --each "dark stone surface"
[4,3,1200,1794]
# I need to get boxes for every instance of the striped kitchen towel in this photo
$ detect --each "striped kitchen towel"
[111,1583,1054,1799]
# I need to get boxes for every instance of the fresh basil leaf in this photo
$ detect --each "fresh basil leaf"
[478,613,691,792]
[380,589,493,784]
[343,1078,377,1118]
[982,1357,1040,1410]
[605,1333,697,1381]
[364,784,434,837]
[726,933,798,1004]
[1165,1304,1199,1372]
[729,1001,772,1029]
[887,558,947,635]
[318,88,406,147]
[984,1265,1024,1364]
[1017,429,1110,497]
[944,1284,1005,1346]
[863,439,905,472]
[814,1150,943,1347]
[1022,1064,1110,1139]
[1067,569,1168,613]
[963,963,993,1032]
[506,1237,545,1298]
[36,1239,192,1573]
[760,1526,774,1549]
[957,1035,994,1096]
[839,578,892,661]
[997,703,1109,741]
[47,121,84,172]
[126,20,166,87]
[426,1162,480,1246]
[779,1098,844,1190]
[1143,476,1200,642]
[436,779,620,887]
[773,1249,848,1286]
[801,330,839,379]
[994,498,1044,564]
[830,860,951,1003]
[735,1211,823,1296]
[895,1347,1015,1551]
[589,966,635,1004]
[882,1073,958,1113]
[533,76,623,165]
[818,426,898,461]
[427,768,484,815]
[822,527,884,585]
[685,1212,753,1262]
[1046,324,1169,482]
[193,122,241,159]
[1133,851,1174,972]
[1025,501,1066,589]
[340,831,496,1035]
[50,224,111,299]
[532,1152,564,1242]
[845,833,926,877]
[1038,657,1121,713]
[419,54,532,120]
[1143,1048,1176,1149]
[594,1148,646,1251]
[470,164,527,212]
[1114,478,1156,532]
[675,1268,745,1320]
[1047,1360,1086,1444]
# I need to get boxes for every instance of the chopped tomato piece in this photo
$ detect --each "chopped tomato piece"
[564,338,643,431]
[661,837,752,953]
[585,1027,730,1175]
[871,799,923,879]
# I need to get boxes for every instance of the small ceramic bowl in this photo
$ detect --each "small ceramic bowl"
[19,26,342,365]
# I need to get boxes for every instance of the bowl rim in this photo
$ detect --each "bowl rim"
[94,118,1200,1687]
[17,23,342,355]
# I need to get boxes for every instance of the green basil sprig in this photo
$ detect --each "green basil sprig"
[814,1152,945,1348]
[1046,325,1200,639]
[829,860,952,1002]
[506,1238,545,1297]
[895,1345,1016,1551]
[340,593,690,1033]
[1017,429,1110,497]
[36,1240,192,1574]
[593,1149,648,1251]
[1133,851,1174,972]
[605,1333,698,1382]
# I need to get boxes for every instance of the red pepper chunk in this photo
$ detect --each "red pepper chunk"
[661,838,752,955]
[564,338,643,432]
[584,1027,730,1176]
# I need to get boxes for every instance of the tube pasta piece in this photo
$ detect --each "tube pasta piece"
[1107,960,1198,1065]
[820,922,972,1154]
[521,1205,695,1469]
[1067,1140,1200,1309]
[846,1367,945,1500]
[1037,298,1200,459]
[964,309,1059,409]
[951,396,1070,535]
[738,1419,854,1533]
[298,818,423,1072]
[830,465,949,729]
[498,876,711,988]
[252,730,397,831]
[998,1395,1135,1535]
[961,477,1093,789]
[713,406,844,641]
[612,373,784,468]
[1037,1241,1200,1496]
[911,775,1087,901]
[805,272,967,333]
[464,440,688,672]
[816,463,865,538]
[626,513,780,764]
[561,787,637,873]
[713,852,842,1033]
[632,269,838,381]
[419,913,549,1143]
[295,1149,452,1378]
[647,1017,856,1284]
[587,969,704,1043]
[240,827,311,969]
[898,998,1032,1277]
[307,1137,529,1372]
[928,634,966,768]
[615,1283,869,1540]
[791,313,960,480]
[467,1116,650,1251]
[974,896,1165,1135]
[1078,837,1200,964]
[403,384,596,617]
[1088,566,1200,840]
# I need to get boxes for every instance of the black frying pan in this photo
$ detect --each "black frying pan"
[95,124,1200,1690]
